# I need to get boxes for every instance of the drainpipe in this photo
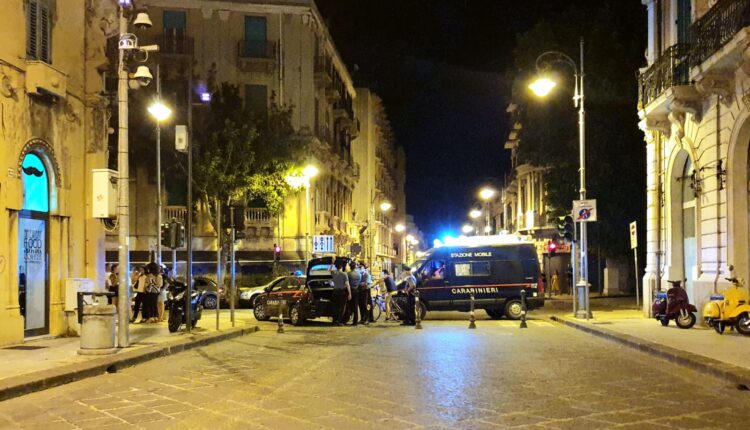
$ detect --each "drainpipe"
[278,13,284,102]
[655,131,662,292]
[714,97,722,293]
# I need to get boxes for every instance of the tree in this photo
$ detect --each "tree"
[191,83,307,231]
[507,2,646,259]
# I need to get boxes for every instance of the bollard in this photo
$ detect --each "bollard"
[469,293,477,329]
[415,290,423,330]
[277,302,285,334]
[519,289,528,329]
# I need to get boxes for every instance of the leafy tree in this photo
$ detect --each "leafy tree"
[507,2,646,259]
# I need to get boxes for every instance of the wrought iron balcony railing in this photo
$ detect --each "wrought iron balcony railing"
[237,40,277,59]
[690,0,750,67]
[638,44,691,108]
[157,34,194,56]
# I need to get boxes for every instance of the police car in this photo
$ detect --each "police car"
[252,256,351,325]
[414,235,544,319]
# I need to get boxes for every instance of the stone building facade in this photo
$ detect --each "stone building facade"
[109,0,361,271]
[638,0,750,314]
[0,0,110,343]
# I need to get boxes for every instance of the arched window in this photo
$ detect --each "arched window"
[21,153,49,213]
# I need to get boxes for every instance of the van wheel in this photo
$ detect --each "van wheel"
[504,299,524,320]
[485,309,503,320]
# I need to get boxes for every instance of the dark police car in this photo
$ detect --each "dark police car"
[414,237,543,319]
[253,256,350,325]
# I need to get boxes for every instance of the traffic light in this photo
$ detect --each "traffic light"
[558,215,574,242]
[547,240,557,256]
[160,223,173,248]
[273,243,281,262]
[175,221,185,248]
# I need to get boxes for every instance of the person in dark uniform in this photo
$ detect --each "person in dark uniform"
[346,262,362,325]
[402,271,417,326]
[331,262,351,326]
[358,263,372,325]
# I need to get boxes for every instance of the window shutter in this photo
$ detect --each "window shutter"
[39,0,51,63]
[27,0,38,59]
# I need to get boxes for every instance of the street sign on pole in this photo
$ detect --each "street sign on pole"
[573,199,597,222]
[630,221,640,309]
[312,235,335,254]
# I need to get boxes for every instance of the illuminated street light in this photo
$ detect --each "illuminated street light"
[529,77,557,97]
[484,225,492,233]
[462,224,475,234]
[469,209,482,219]
[147,101,172,121]
[479,187,496,201]
[395,223,406,232]
[302,164,319,178]
[406,234,415,243]
[380,201,392,212]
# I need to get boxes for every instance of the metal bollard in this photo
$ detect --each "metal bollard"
[415,291,423,330]
[469,293,477,329]
[519,289,528,329]
[277,302,285,334]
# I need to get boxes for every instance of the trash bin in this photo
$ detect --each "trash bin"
[78,304,118,355]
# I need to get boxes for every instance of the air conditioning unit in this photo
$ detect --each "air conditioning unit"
[92,169,117,219]
[25,61,67,99]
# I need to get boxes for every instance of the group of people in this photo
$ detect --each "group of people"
[104,262,168,324]
[329,261,418,326]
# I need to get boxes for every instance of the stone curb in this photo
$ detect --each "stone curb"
[0,325,259,402]
[550,315,750,388]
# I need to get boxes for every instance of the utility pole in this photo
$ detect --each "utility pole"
[155,64,162,265]
[116,4,131,348]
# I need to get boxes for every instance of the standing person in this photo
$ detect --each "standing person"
[402,270,418,326]
[358,263,373,325]
[143,262,163,323]
[346,261,362,325]
[377,269,398,321]
[331,261,351,326]
[107,264,120,306]
[157,265,168,321]
[130,266,146,323]
[551,270,561,296]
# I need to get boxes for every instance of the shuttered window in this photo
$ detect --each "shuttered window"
[27,0,52,63]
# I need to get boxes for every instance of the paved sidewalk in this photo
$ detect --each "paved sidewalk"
[552,310,750,387]
[0,310,258,401]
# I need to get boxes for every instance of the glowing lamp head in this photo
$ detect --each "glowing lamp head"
[410,238,420,245]
[479,187,496,201]
[405,234,415,243]
[469,209,482,219]
[395,223,406,233]
[379,201,392,212]
[529,77,557,97]
[118,0,133,7]
[200,92,212,103]
[302,165,319,179]
[147,101,172,122]
[461,224,475,234]
[484,225,492,233]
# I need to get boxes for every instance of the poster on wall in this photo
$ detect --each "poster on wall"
[19,217,46,332]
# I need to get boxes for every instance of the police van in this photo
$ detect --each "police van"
[413,236,543,319]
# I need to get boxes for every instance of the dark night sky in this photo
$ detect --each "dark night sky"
[315,0,642,241]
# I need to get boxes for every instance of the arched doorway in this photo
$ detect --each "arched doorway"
[670,152,697,299]
[19,152,50,337]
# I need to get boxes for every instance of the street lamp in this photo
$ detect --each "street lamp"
[469,209,482,219]
[462,224,475,234]
[147,71,172,266]
[395,223,405,233]
[479,187,496,235]
[379,201,392,212]
[530,37,589,319]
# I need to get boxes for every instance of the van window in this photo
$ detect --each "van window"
[454,261,491,277]
[420,260,446,280]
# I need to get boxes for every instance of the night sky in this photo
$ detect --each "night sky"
[315,0,641,241]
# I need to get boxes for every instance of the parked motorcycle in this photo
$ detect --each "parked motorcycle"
[651,279,697,329]
[703,266,750,335]
[167,280,206,332]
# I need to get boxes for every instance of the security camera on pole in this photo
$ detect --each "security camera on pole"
[115,0,158,348]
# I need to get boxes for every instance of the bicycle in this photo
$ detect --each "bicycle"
[370,290,403,322]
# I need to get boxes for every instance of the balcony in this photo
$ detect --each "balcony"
[237,40,277,74]
[152,34,194,57]
[314,56,333,87]
[638,44,692,110]
[163,206,187,225]
[245,207,274,225]
[690,0,750,70]
[316,126,333,145]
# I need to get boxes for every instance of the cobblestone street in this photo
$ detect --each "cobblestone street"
[1,316,749,429]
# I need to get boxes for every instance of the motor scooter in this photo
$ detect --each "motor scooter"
[651,279,697,329]
[167,279,206,332]
[703,266,750,335]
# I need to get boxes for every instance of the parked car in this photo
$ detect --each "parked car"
[239,276,306,308]
[253,257,349,325]
[169,277,225,310]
